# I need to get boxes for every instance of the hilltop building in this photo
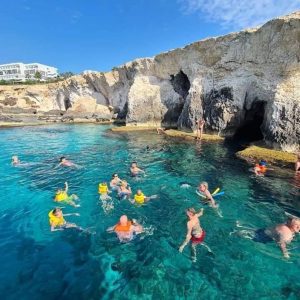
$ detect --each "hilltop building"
[0,62,58,82]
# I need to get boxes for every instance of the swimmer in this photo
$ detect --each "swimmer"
[98,182,112,200]
[130,161,145,176]
[295,154,300,172]
[118,181,132,199]
[131,189,158,204]
[237,217,300,259]
[179,208,205,262]
[58,156,77,168]
[107,215,143,242]
[254,160,267,176]
[110,173,122,191]
[195,119,205,140]
[48,208,80,232]
[54,182,80,207]
[197,182,217,208]
[11,155,21,166]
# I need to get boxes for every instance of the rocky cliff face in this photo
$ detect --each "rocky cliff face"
[0,12,299,151]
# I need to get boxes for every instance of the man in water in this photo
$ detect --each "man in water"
[253,217,300,258]
[58,156,77,167]
[107,215,143,242]
[54,182,80,207]
[130,161,145,176]
[197,182,217,208]
[254,160,267,176]
[11,155,21,166]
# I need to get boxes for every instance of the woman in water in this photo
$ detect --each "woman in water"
[197,182,217,208]
[118,181,132,199]
[179,208,205,262]
[58,156,77,168]
[54,182,80,207]
[48,208,80,231]
[107,215,143,242]
[295,154,300,173]
[110,173,122,191]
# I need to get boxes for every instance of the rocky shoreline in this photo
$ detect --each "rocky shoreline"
[0,12,299,153]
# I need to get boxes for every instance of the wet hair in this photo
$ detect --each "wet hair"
[112,173,118,178]
[60,156,66,162]
[287,217,300,227]
[131,161,137,165]
[52,208,61,215]
[200,182,208,189]
[187,208,196,215]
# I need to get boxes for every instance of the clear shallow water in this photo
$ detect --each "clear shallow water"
[0,124,299,300]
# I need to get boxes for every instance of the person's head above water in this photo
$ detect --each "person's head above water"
[60,156,66,162]
[186,208,197,218]
[136,189,142,195]
[287,217,300,233]
[131,162,137,167]
[52,208,63,217]
[112,173,119,178]
[259,160,267,167]
[11,156,19,163]
[199,182,208,192]
[119,215,128,225]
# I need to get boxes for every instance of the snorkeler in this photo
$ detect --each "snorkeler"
[110,173,122,191]
[251,217,300,259]
[130,162,145,176]
[197,182,217,208]
[195,119,205,140]
[98,182,112,200]
[179,208,205,262]
[118,181,132,200]
[58,156,77,168]
[131,189,158,204]
[107,215,143,242]
[48,208,80,231]
[54,182,80,207]
[295,154,300,172]
[254,160,267,176]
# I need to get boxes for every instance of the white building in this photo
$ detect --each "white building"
[0,62,58,82]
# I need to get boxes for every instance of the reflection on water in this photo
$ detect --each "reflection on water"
[0,124,299,299]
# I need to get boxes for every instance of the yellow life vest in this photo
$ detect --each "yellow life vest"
[134,193,145,204]
[55,191,68,202]
[98,183,108,194]
[48,211,65,227]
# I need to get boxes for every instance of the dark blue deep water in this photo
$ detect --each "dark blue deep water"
[0,124,299,300]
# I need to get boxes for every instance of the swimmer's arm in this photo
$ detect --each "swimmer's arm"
[195,208,204,217]
[63,213,80,217]
[50,223,63,232]
[64,182,69,193]
[278,241,290,258]
[179,224,192,252]
[107,226,115,232]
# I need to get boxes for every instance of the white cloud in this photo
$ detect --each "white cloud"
[179,0,300,29]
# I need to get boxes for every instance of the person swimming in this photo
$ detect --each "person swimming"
[11,155,21,166]
[254,160,267,176]
[48,208,80,231]
[197,182,217,208]
[118,181,132,199]
[107,215,143,242]
[131,189,158,205]
[130,162,145,176]
[179,208,205,262]
[54,182,80,207]
[98,182,112,200]
[58,156,77,168]
[295,154,300,172]
[110,173,122,191]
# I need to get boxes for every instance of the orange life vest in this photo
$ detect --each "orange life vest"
[255,164,267,173]
[114,221,132,232]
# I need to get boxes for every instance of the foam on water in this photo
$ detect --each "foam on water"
[0,124,299,299]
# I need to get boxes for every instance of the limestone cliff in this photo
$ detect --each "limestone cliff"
[0,11,299,151]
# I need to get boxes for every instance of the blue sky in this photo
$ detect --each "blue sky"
[1,0,299,73]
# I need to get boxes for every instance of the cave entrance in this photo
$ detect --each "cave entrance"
[64,98,72,110]
[233,101,266,143]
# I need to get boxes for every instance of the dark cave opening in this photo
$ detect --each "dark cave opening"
[170,70,191,99]
[233,101,266,143]
[64,98,72,111]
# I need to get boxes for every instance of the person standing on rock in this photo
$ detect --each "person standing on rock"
[196,119,205,140]
[295,154,300,172]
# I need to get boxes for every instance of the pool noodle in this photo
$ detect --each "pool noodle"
[196,190,224,198]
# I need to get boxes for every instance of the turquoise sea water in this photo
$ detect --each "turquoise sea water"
[0,124,299,300]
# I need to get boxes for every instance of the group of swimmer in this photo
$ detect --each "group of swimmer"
[11,148,300,261]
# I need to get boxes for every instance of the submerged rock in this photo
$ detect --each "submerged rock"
[0,12,299,151]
